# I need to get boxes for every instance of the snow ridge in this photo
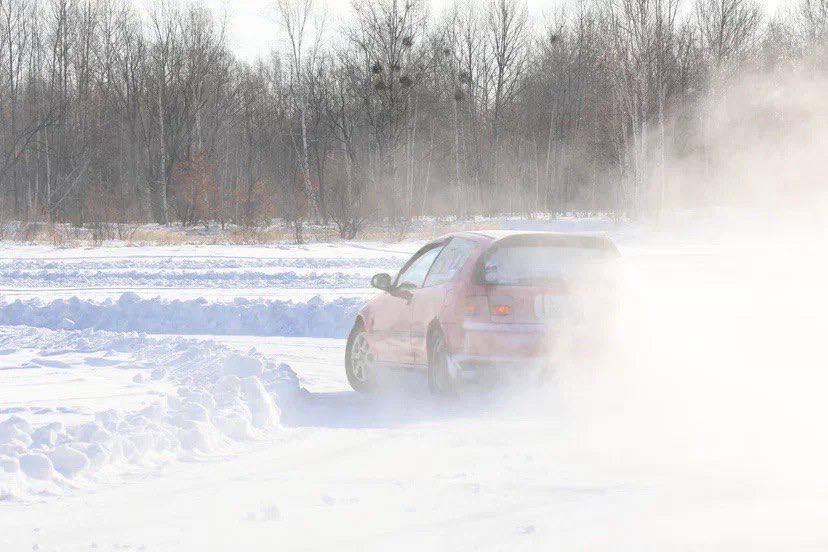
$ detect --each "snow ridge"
[0,293,363,338]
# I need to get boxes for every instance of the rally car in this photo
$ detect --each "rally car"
[345,231,620,394]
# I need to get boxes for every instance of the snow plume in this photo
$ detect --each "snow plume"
[599,54,828,490]
[482,240,827,501]
[660,52,828,229]
[0,327,301,499]
[492,58,828,496]
[503,57,828,493]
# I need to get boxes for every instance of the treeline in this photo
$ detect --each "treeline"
[0,0,825,240]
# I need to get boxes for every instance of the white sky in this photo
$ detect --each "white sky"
[202,0,786,62]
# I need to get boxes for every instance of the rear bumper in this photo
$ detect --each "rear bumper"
[444,319,606,381]
[444,321,554,380]
[450,353,552,381]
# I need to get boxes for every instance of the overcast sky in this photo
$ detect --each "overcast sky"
[199,0,786,62]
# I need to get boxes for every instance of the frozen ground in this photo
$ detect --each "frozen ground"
[1,219,827,550]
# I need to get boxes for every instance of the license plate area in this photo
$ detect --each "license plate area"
[533,294,567,321]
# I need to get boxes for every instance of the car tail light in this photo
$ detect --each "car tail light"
[488,296,514,319]
[491,304,512,316]
[463,296,489,318]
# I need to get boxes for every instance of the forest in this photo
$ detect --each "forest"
[0,0,826,241]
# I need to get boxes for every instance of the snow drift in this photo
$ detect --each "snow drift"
[0,326,302,499]
[0,293,363,338]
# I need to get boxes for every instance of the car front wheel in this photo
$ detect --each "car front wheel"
[346,324,375,392]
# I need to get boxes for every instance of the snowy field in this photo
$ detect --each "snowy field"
[2,219,827,551]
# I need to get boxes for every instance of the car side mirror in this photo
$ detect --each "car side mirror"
[371,273,393,292]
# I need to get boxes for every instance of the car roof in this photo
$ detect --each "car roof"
[446,229,614,245]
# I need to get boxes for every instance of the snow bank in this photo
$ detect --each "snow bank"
[0,265,373,290]
[0,326,302,499]
[0,248,405,291]
[0,293,363,338]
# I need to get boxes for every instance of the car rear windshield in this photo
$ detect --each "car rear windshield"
[480,235,618,286]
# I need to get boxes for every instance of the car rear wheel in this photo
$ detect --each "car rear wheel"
[346,324,375,392]
[428,331,458,396]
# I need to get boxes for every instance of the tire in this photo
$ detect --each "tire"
[345,323,375,392]
[428,330,459,396]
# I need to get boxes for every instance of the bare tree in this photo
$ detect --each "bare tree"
[447,0,490,214]
[695,0,763,73]
[486,0,527,195]
[274,0,325,242]
[787,0,828,59]
[694,0,762,212]
[601,0,687,217]
[146,2,229,224]
[349,0,432,236]
[0,0,820,236]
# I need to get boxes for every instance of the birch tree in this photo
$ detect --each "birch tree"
[486,0,527,196]
[275,0,324,242]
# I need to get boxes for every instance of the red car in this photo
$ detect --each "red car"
[345,231,620,394]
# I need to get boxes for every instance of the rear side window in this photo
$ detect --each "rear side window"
[424,238,476,287]
[481,235,617,286]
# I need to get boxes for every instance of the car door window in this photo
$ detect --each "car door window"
[424,238,476,287]
[396,245,444,290]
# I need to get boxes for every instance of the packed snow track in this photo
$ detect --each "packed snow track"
[2,234,827,551]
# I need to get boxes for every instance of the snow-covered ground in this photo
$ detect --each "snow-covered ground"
[0,294,363,337]
[2,220,827,550]
[0,242,414,301]
[0,242,410,338]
